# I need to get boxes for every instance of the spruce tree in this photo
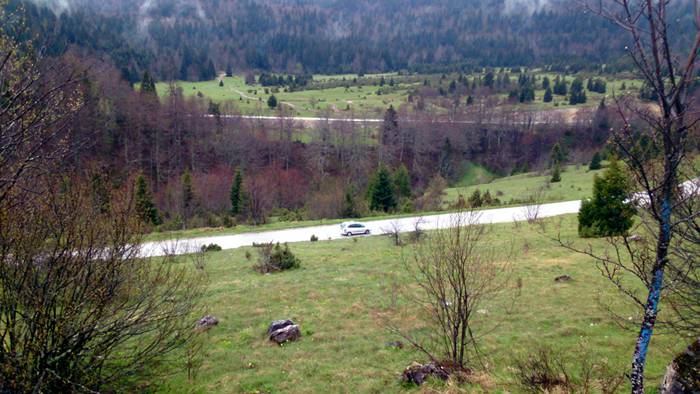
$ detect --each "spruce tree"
[550,142,566,167]
[550,163,562,183]
[267,94,278,109]
[341,190,359,218]
[135,173,160,226]
[181,170,194,227]
[140,71,157,95]
[368,166,397,212]
[230,169,243,215]
[578,159,634,237]
[569,77,587,105]
[543,87,553,103]
[394,164,411,199]
[589,152,603,170]
[542,76,550,90]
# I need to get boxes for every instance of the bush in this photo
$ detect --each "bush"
[515,349,571,392]
[254,243,301,273]
[514,348,625,394]
[158,215,184,232]
[468,189,482,208]
[310,234,318,242]
[201,243,222,253]
[275,208,305,222]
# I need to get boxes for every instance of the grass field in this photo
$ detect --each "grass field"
[155,215,683,393]
[152,75,414,118]
[146,71,643,118]
[444,164,606,207]
[453,162,497,188]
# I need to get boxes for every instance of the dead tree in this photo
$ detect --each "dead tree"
[574,1,700,391]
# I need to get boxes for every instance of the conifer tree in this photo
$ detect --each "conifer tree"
[394,164,411,199]
[589,152,603,170]
[550,163,562,183]
[181,170,194,227]
[368,165,397,212]
[135,173,160,226]
[543,87,553,103]
[140,71,157,95]
[267,94,278,109]
[341,190,359,218]
[230,169,243,216]
[550,142,566,167]
[578,159,634,237]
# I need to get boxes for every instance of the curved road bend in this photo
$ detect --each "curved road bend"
[140,200,582,257]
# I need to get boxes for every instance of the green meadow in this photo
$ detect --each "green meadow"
[152,75,414,118]
[146,71,643,119]
[156,215,684,393]
[444,164,606,207]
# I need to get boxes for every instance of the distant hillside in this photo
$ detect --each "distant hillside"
[7,0,696,82]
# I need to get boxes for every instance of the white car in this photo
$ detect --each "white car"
[340,222,370,236]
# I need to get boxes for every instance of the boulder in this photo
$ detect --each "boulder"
[660,338,699,394]
[269,324,301,344]
[401,362,450,385]
[267,319,294,335]
[194,315,219,332]
[554,275,573,283]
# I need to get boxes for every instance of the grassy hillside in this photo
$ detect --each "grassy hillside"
[155,216,682,393]
[444,164,605,207]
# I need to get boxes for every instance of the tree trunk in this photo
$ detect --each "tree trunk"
[630,197,672,393]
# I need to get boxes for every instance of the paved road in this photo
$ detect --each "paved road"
[140,200,581,257]
[220,114,566,126]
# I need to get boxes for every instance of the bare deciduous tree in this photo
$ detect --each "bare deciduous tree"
[0,6,84,206]
[398,210,514,370]
[0,176,206,392]
[572,1,700,391]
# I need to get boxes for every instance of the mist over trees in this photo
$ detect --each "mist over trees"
[8,0,696,82]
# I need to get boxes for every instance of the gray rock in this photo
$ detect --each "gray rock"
[269,324,301,344]
[267,319,294,335]
[401,362,450,385]
[660,338,699,394]
[194,315,219,332]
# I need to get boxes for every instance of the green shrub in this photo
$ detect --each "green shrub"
[310,234,319,242]
[201,243,222,253]
[254,243,300,273]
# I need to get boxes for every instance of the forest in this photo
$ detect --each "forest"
[6,0,696,82]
